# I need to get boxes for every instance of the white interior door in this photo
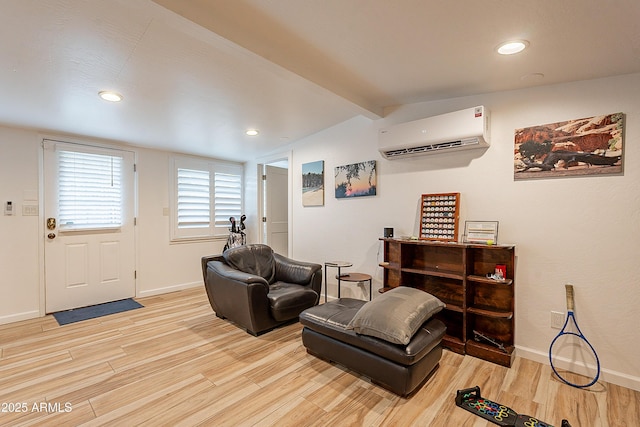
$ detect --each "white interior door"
[265,165,288,256]
[43,140,136,313]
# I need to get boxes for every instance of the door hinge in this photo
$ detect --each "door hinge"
[134,217,137,226]
[262,174,267,180]
[134,270,137,279]
[262,217,267,222]
[133,163,137,172]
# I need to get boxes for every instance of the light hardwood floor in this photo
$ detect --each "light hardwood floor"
[0,287,637,426]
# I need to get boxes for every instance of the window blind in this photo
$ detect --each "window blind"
[58,150,123,229]
[170,157,243,241]
[214,172,242,228]
[177,168,210,229]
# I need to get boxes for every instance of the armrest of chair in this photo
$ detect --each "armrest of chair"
[202,255,223,282]
[202,258,273,334]
[273,253,322,294]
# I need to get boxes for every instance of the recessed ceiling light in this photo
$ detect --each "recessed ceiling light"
[99,90,123,102]
[246,129,259,136]
[496,40,529,55]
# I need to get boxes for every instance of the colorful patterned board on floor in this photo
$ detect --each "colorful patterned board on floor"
[455,386,559,427]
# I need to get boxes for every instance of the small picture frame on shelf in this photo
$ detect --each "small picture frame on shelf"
[463,221,499,244]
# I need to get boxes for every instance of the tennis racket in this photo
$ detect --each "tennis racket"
[548,284,600,388]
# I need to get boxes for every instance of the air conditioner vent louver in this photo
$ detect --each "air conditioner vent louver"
[383,138,486,158]
[378,106,490,159]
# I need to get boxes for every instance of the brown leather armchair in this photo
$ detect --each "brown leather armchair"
[201,244,322,335]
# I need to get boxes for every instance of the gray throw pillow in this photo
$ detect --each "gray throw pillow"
[346,287,444,345]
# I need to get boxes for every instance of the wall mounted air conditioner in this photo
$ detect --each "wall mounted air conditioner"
[378,106,490,159]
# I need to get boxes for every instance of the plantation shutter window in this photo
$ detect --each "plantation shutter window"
[214,170,242,232]
[170,157,243,241]
[58,150,123,230]
[177,168,210,229]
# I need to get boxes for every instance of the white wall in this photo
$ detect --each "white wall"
[0,128,228,324]
[0,127,41,323]
[288,73,640,390]
[135,148,228,297]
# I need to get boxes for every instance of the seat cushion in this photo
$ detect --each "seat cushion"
[268,282,319,322]
[300,298,446,366]
[223,244,276,283]
[346,287,444,345]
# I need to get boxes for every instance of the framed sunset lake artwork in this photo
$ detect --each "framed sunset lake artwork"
[335,160,377,198]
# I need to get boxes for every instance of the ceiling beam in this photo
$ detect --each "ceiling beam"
[151,0,384,119]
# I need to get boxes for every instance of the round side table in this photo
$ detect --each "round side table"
[337,273,373,301]
[324,261,352,302]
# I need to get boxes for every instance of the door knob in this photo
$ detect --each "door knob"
[47,233,56,239]
[47,217,56,230]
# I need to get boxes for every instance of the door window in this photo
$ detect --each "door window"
[58,150,124,230]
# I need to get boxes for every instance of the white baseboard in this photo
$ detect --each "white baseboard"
[0,310,41,326]
[516,345,640,392]
[137,281,202,298]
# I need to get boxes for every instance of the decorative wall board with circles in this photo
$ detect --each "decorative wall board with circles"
[419,192,460,242]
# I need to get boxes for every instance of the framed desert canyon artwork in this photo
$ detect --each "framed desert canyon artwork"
[514,112,624,180]
[302,160,324,207]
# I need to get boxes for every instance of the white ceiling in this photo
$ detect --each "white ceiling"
[1,0,639,162]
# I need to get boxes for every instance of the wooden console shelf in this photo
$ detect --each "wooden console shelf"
[467,275,513,286]
[380,238,516,367]
[401,267,463,280]
[443,303,463,313]
[467,306,513,319]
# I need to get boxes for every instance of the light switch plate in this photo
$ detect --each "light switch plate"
[23,205,39,216]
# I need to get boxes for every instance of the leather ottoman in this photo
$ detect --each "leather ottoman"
[299,298,446,396]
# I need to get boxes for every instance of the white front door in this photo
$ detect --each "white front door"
[265,165,288,256]
[43,140,136,313]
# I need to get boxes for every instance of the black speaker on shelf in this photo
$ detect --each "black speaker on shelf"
[383,227,394,238]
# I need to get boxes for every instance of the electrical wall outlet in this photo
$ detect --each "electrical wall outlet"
[551,311,565,329]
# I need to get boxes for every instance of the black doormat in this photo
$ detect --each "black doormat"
[53,298,143,326]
